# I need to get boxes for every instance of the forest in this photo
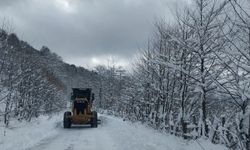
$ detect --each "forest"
[1,0,250,149]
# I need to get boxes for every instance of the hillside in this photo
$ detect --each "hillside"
[0,30,101,125]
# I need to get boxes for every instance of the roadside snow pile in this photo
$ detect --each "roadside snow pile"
[0,113,62,150]
[102,115,227,150]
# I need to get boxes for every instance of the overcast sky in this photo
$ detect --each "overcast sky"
[0,0,190,69]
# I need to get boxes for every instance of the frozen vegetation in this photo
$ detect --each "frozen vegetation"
[1,0,250,149]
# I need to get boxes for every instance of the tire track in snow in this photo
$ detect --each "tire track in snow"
[12,114,227,150]
[25,116,116,150]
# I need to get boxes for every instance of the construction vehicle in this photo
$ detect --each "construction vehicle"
[63,88,98,128]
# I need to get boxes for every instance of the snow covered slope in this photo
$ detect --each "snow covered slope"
[0,113,227,150]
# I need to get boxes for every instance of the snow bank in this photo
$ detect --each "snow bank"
[0,113,62,150]
[102,115,227,150]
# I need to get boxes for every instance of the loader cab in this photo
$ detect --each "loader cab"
[64,88,98,128]
[71,88,94,115]
[71,88,94,102]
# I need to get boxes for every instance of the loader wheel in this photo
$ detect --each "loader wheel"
[63,111,71,128]
[91,111,98,128]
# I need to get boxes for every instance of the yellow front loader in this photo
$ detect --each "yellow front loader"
[63,88,98,128]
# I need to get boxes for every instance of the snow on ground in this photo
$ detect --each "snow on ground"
[0,113,227,150]
[0,113,62,150]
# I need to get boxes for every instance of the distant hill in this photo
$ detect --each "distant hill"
[0,29,100,125]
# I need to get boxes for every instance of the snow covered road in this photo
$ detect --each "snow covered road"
[1,113,227,150]
[26,116,117,150]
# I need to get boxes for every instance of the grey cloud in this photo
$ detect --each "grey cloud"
[0,0,189,67]
[0,0,25,8]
